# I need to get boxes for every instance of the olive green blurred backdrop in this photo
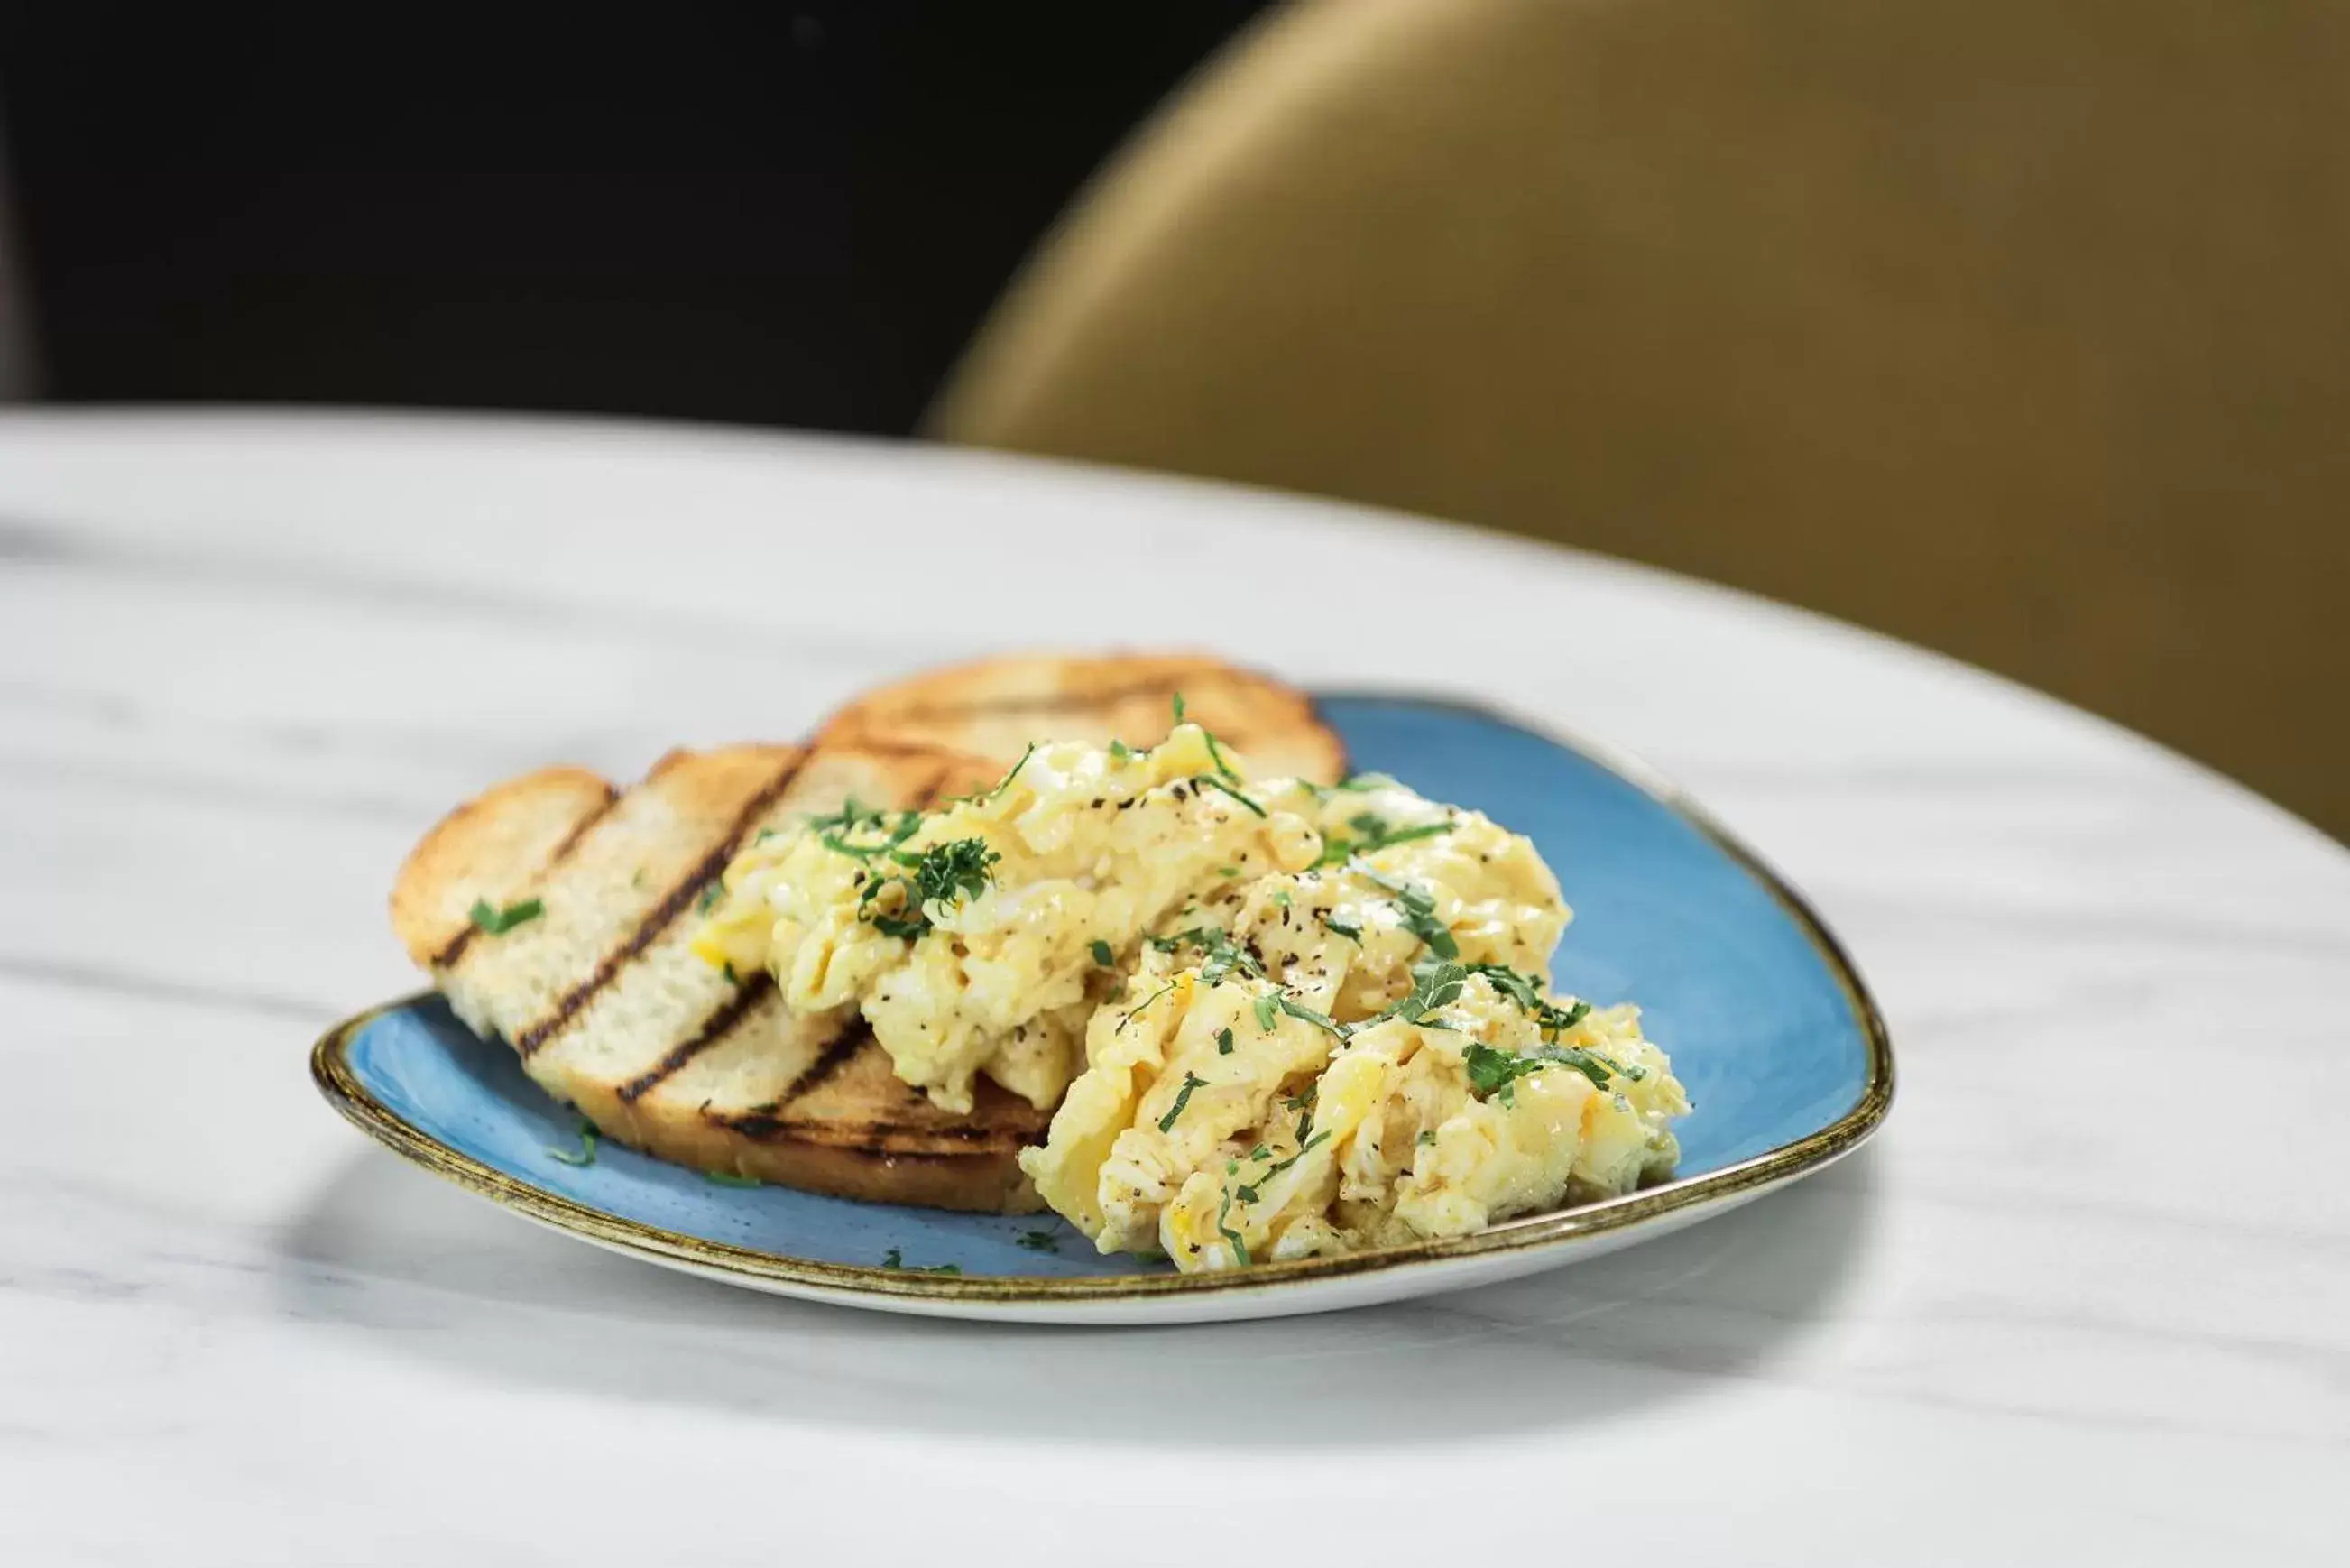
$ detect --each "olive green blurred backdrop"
[931,0,2350,841]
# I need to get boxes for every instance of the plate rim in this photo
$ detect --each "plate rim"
[310,687,1895,1309]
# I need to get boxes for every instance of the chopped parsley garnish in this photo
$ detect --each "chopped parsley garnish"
[1263,1130,1331,1178]
[858,835,1000,939]
[1322,916,1363,941]
[1016,1229,1061,1253]
[1217,865,1243,878]
[1275,995,1350,1040]
[1352,865,1459,958]
[1090,938,1115,967]
[1252,994,1279,1032]
[806,798,870,833]
[721,961,742,986]
[1329,772,1396,792]
[1416,1130,1438,1148]
[1463,1042,1622,1105]
[1191,774,1267,817]
[987,742,1039,798]
[1202,728,1242,782]
[1123,981,1177,1025]
[1110,738,1135,762]
[1278,1083,1320,1147]
[1386,957,1467,1025]
[1312,812,1455,868]
[1272,890,1292,909]
[703,1170,763,1187]
[468,897,544,936]
[1464,962,1605,1044]
[881,1248,962,1275]
[546,1119,599,1167]
[1214,1186,1252,1266]
[1157,1071,1209,1132]
[816,805,923,862]
[1216,1027,1235,1055]
[1172,692,1188,724]
[1157,925,1263,985]
[698,880,726,913]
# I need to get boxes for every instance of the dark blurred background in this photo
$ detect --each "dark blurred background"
[0,4,1265,429]
[4,0,2346,839]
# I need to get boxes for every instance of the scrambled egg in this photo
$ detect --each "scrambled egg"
[696,724,1320,1113]
[696,722,1690,1268]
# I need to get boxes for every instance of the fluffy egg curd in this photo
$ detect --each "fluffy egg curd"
[695,718,1690,1270]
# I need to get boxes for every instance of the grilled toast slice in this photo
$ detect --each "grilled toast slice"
[816,650,1349,785]
[390,742,1047,1213]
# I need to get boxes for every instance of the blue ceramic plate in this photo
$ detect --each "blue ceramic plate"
[314,693,1892,1323]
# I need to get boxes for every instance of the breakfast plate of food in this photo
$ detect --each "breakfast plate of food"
[313,651,1892,1323]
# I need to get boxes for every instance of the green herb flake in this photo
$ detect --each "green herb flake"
[1124,981,1177,1025]
[987,742,1040,798]
[1272,890,1293,909]
[816,804,923,862]
[1252,994,1280,1033]
[1161,924,1264,985]
[1110,738,1135,762]
[1214,1185,1252,1266]
[1417,1130,1438,1148]
[1275,995,1350,1040]
[1192,774,1267,818]
[1157,1071,1210,1132]
[859,835,1000,940]
[1387,956,1468,1025]
[1218,865,1244,878]
[1463,1041,1618,1105]
[1263,1130,1331,1178]
[1090,938,1115,967]
[1016,1230,1061,1252]
[1322,916,1363,941]
[1465,963,1600,1041]
[468,897,545,936]
[1202,728,1242,782]
[1215,1027,1236,1056]
[1312,812,1456,869]
[1172,692,1189,724]
[546,1119,599,1167]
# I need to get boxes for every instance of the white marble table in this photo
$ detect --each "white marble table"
[3,410,2345,1564]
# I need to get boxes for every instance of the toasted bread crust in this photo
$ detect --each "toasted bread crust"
[394,742,1041,1212]
[389,765,616,968]
[818,650,1348,784]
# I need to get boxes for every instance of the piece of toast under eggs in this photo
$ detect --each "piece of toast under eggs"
[817,650,1349,785]
[392,741,1050,1213]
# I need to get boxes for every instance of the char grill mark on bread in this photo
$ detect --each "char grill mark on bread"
[613,975,774,1104]
[511,749,810,1056]
[393,765,619,971]
[434,743,805,1056]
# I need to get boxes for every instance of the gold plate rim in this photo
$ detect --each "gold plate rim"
[310,688,1895,1309]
